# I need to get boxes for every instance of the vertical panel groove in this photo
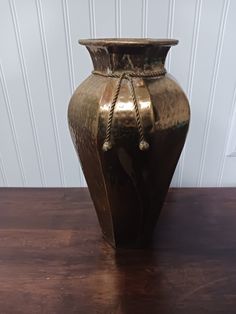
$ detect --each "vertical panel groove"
[141,0,148,38]
[35,0,66,187]
[61,0,83,186]
[88,0,96,38]
[0,63,26,186]
[9,0,46,187]
[115,0,121,37]
[0,154,8,187]
[197,0,230,187]
[166,0,175,185]
[61,0,75,93]
[166,0,175,71]
[217,83,236,186]
[177,0,203,187]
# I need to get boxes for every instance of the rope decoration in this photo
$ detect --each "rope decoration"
[92,69,166,152]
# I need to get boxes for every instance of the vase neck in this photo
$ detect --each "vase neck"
[79,39,178,74]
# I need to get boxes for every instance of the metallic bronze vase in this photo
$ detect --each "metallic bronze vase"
[68,38,190,248]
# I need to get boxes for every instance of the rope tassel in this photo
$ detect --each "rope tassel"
[102,73,125,152]
[92,69,166,152]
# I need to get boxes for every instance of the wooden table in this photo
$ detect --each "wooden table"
[0,188,235,313]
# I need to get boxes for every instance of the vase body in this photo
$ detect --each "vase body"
[68,39,190,248]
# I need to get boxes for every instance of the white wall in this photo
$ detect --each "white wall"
[0,0,236,187]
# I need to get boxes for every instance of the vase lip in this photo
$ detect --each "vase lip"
[79,38,178,47]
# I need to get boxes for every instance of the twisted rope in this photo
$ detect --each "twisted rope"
[92,69,166,152]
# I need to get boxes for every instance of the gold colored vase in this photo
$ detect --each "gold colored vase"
[68,39,190,248]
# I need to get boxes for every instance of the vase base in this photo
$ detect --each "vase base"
[102,233,153,249]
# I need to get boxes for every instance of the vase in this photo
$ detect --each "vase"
[68,38,190,248]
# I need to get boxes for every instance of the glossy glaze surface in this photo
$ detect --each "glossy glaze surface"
[68,39,190,247]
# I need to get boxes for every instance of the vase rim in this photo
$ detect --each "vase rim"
[79,38,178,47]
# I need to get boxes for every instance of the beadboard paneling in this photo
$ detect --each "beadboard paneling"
[0,0,235,187]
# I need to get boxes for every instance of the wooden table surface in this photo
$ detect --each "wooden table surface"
[0,188,235,314]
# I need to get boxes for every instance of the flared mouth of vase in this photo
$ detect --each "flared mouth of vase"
[79,38,178,47]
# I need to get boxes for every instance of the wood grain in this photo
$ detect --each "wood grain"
[0,188,235,313]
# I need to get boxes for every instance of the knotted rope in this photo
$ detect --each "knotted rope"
[92,69,166,152]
